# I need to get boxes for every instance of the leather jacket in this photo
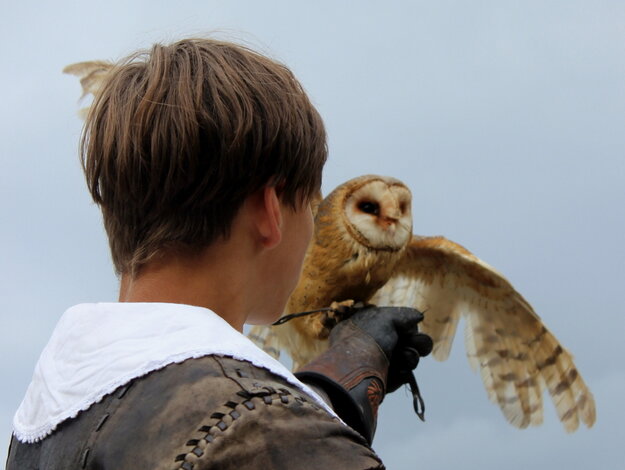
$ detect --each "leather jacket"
[6,355,385,469]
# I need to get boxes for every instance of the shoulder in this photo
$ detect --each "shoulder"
[89,355,384,469]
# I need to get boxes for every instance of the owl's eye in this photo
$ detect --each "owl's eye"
[358,201,380,215]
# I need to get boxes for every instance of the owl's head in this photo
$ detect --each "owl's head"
[327,175,413,251]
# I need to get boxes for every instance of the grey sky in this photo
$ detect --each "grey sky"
[2,1,624,468]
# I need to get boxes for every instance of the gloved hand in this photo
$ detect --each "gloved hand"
[295,305,432,444]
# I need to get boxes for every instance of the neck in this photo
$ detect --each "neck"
[119,242,254,332]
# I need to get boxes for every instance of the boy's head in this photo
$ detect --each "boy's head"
[81,38,327,275]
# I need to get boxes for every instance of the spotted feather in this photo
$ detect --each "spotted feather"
[371,236,596,431]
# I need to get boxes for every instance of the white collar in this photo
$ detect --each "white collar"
[13,302,336,443]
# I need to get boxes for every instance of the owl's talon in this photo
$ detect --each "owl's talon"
[329,299,356,315]
[321,314,339,330]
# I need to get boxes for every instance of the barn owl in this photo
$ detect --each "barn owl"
[249,175,596,433]
[63,61,596,433]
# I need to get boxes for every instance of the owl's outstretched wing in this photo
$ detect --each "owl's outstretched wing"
[248,325,282,360]
[370,235,596,432]
[63,60,114,117]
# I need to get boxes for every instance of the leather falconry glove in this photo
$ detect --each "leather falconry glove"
[295,306,433,444]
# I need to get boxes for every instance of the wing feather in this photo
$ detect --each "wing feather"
[63,60,114,97]
[63,60,115,117]
[248,325,281,360]
[370,235,595,431]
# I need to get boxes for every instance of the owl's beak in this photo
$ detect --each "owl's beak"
[379,216,398,230]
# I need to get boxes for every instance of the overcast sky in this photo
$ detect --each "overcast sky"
[1,1,624,468]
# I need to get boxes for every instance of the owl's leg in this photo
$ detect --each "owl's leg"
[301,312,336,340]
[330,300,375,314]
[329,299,356,312]
[305,300,371,339]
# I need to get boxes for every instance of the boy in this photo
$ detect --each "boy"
[7,38,430,469]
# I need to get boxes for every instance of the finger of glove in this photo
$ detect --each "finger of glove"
[386,334,433,392]
[389,307,425,334]
[399,332,433,358]
[415,333,433,356]
[386,347,421,392]
[388,345,421,377]
[391,308,429,355]
[395,347,420,370]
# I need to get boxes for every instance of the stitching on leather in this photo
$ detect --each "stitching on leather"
[173,388,316,469]
[80,381,134,468]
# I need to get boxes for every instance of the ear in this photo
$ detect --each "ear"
[255,186,283,249]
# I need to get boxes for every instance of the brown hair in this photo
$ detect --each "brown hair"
[81,38,327,275]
